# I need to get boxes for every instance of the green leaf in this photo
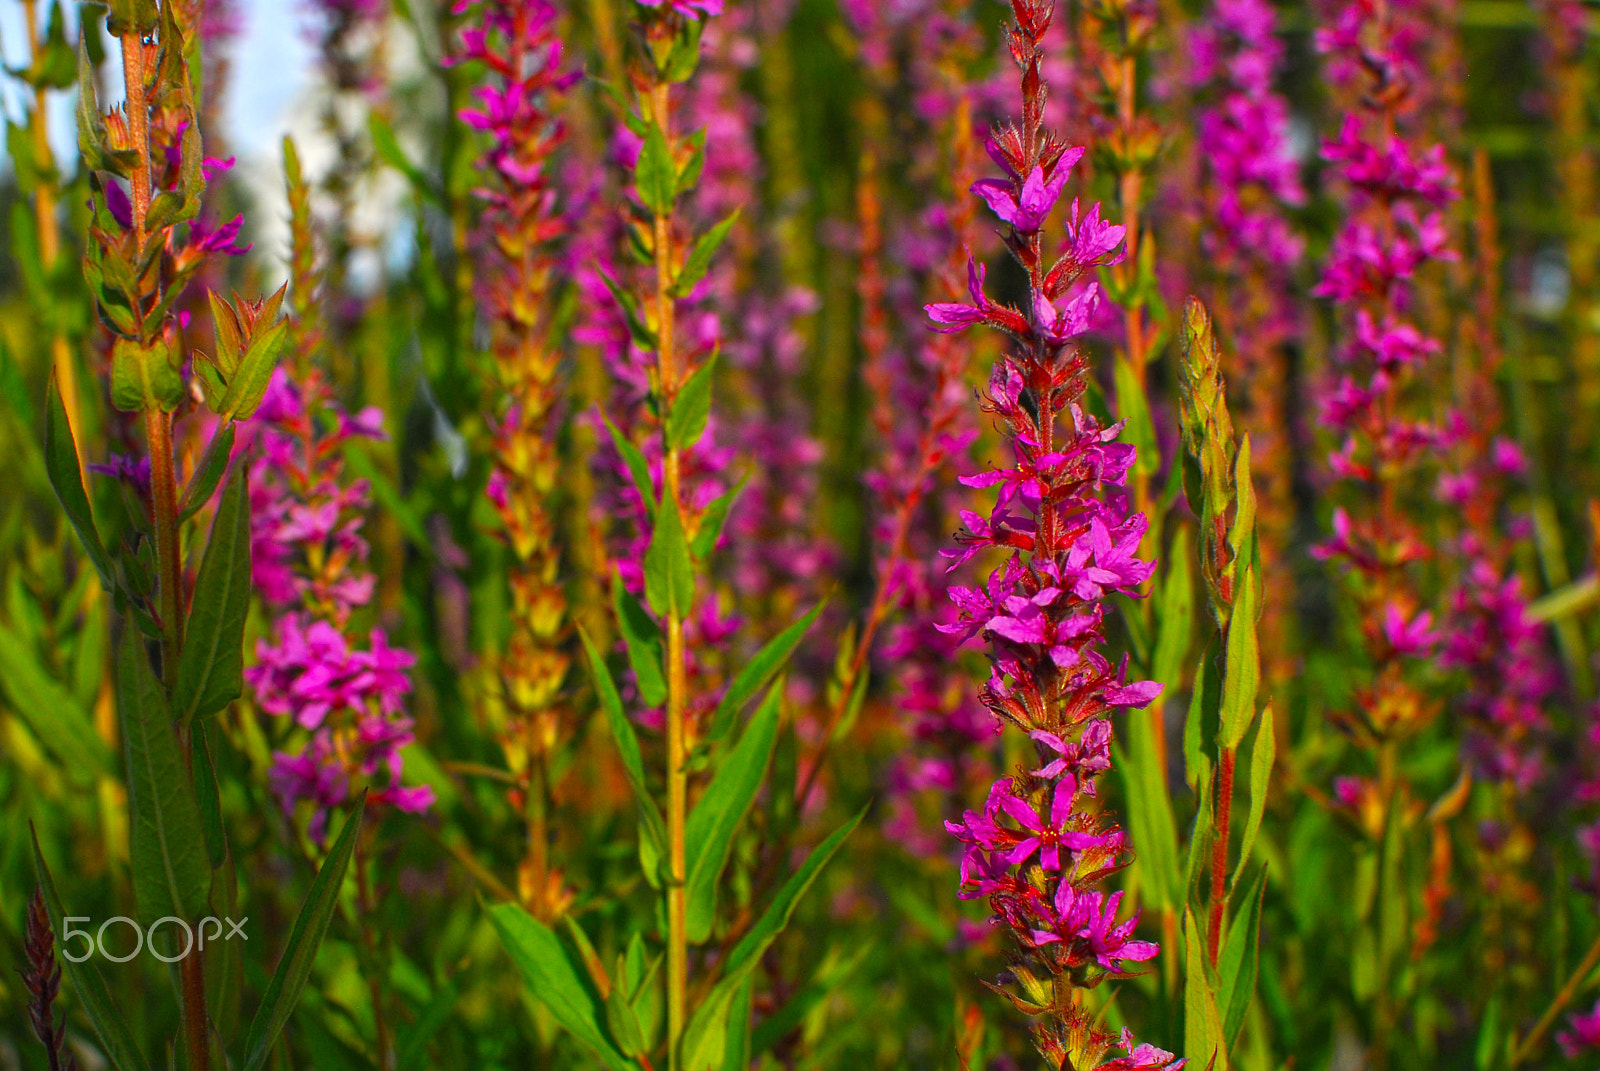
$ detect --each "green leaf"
[31,828,153,1071]
[662,15,704,81]
[720,973,754,1071]
[1217,866,1267,1048]
[706,603,823,744]
[685,684,782,942]
[1475,992,1502,1071]
[241,795,367,1071]
[1184,769,1215,913]
[45,376,115,591]
[682,808,863,1071]
[691,473,747,560]
[1114,355,1160,478]
[0,618,112,780]
[178,422,236,523]
[636,120,677,216]
[1184,644,1220,791]
[174,468,251,724]
[119,629,209,928]
[1152,525,1194,693]
[1233,704,1275,889]
[1227,434,1256,574]
[214,319,289,422]
[612,575,667,708]
[666,351,718,451]
[486,903,637,1071]
[1183,908,1227,1071]
[369,113,436,200]
[193,721,228,870]
[580,629,668,886]
[674,210,739,297]
[643,496,695,620]
[596,267,658,351]
[110,337,185,413]
[602,413,657,522]
[75,37,105,170]
[1120,715,1179,910]
[1217,560,1260,750]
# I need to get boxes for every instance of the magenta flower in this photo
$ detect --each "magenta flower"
[923,1,1178,1064]
[1559,998,1600,1060]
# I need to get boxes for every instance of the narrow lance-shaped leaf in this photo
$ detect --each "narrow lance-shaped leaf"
[1217,560,1260,750]
[1232,704,1275,888]
[602,412,657,522]
[1216,866,1268,1048]
[707,602,824,743]
[580,629,668,885]
[119,629,209,929]
[174,468,251,724]
[643,496,694,620]
[674,209,739,297]
[691,473,748,561]
[0,617,113,781]
[612,575,667,709]
[31,828,153,1071]
[485,903,638,1071]
[636,120,677,216]
[685,684,783,942]
[680,807,864,1071]
[178,422,236,523]
[241,794,367,1071]
[1183,908,1227,1071]
[666,351,718,451]
[1114,354,1160,478]
[44,375,115,590]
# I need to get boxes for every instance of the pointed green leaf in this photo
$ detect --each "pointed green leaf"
[1184,644,1220,791]
[674,210,739,297]
[685,684,782,942]
[1184,908,1226,1071]
[1152,525,1194,692]
[1233,704,1275,888]
[580,629,668,886]
[31,828,152,1071]
[707,602,823,743]
[643,496,694,620]
[612,574,667,708]
[636,120,677,216]
[1185,769,1215,912]
[485,903,637,1070]
[1218,561,1260,750]
[602,413,657,522]
[666,352,717,451]
[215,319,288,422]
[45,376,115,590]
[0,618,112,780]
[1217,866,1267,1048]
[119,629,209,928]
[178,422,236,523]
[193,721,228,870]
[174,468,251,724]
[682,808,864,1070]
[691,473,748,560]
[1227,434,1256,572]
[1114,355,1160,478]
[241,794,367,1071]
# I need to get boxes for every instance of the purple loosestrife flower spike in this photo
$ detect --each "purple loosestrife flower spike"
[1312,0,1459,743]
[245,366,432,843]
[453,0,579,918]
[924,2,1180,1066]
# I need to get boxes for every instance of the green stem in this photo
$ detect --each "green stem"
[1510,929,1600,1067]
[649,73,689,1071]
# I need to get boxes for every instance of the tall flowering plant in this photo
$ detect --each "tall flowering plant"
[926,2,1180,1066]
[30,5,365,1071]
[453,0,579,920]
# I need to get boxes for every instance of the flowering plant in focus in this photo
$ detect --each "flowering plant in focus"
[928,1,1181,1065]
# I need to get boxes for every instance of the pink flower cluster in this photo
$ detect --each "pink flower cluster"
[1311,0,1459,658]
[925,2,1179,1065]
[245,370,432,841]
